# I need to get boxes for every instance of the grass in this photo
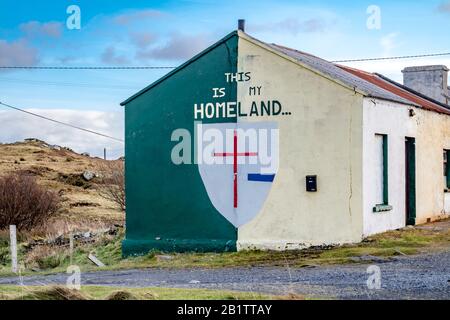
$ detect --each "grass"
[0,220,449,277]
[0,285,271,300]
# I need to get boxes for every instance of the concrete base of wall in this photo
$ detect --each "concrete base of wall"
[415,213,450,225]
[122,238,237,256]
[237,239,361,251]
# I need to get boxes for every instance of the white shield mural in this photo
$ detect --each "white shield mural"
[197,121,279,227]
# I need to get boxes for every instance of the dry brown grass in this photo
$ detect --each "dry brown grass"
[21,286,88,300]
[105,290,138,300]
[0,141,124,234]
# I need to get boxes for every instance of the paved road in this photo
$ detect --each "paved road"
[1,249,449,299]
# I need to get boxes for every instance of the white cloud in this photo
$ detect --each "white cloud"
[101,46,130,65]
[0,109,124,159]
[113,9,164,26]
[248,17,329,35]
[130,31,157,49]
[136,32,211,61]
[20,21,63,39]
[0,39,39,67]
[437,1,450,13]
[380,32,400,57]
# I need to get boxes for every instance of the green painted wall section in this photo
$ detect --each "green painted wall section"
[123,34,238,255]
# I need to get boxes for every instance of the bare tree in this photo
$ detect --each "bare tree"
[97,161,125,211]
[0,173,60,230]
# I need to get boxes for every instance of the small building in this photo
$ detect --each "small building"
[121,28,450,255]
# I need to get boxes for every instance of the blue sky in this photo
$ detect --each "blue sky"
[1,0,450,158]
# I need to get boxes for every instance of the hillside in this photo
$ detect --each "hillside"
[0,139,124,236]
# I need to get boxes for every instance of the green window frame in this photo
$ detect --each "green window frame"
[373,134,392,212]
[381,135,389,205]
[445,150,450,190]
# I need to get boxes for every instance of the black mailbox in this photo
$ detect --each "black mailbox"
[306,175,317,192]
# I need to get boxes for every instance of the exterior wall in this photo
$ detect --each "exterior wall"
[362,99,416,236]
[122,34,238,255]
[362,98,450,237]
[236,36,364,250]
[415,107,450,223]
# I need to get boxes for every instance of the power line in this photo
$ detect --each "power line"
[332,52,450,63]
[0,101,124,143]
[0,66,176,70]
[1,52,450,69]
[0,77,141,90]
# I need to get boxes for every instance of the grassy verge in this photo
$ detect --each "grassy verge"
[0,285,271,300]
[0,220,449,277]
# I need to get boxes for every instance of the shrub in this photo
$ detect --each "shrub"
[97,161,125,211]
[0,173,60,230]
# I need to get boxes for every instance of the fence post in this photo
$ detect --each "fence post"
[69,233,74,265]
[10,225,18,274]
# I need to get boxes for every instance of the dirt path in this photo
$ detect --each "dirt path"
[1,249,449,299]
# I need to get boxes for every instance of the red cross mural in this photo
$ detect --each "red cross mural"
[214,130,258,208]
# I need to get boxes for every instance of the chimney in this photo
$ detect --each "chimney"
[238,19,245,32]
[402,65,449,105]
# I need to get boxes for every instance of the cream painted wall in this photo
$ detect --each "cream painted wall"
[362,98,450,236]
[414,108,450,223]
[236,36,364,250]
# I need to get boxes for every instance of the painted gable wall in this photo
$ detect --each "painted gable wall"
[123,35,238,255]
[236,36,365,250]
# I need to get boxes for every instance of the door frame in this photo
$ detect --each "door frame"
[405,137,416,226]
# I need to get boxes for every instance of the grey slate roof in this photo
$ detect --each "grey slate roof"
[266,43,417,106]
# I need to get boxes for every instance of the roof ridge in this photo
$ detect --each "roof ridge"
[269,43,323,60]
[375,73,450,110]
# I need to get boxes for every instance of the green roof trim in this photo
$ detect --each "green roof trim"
[120,30,238,106]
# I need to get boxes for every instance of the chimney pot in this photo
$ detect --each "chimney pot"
[238,19,245,32]
[402,65,449,105]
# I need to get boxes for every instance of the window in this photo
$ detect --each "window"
[373,134,392,212]
[445,150,450,190]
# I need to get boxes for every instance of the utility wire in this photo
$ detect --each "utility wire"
[0,101,124,143]
[0,66,176,70]
[332,52,450,63]
[1,52,450,69]
[0,77,141,90]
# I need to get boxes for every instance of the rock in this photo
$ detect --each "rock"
[156,255,173,262]
[81,152,90,157]
[189,280,200,284]
[24,138,42,143]
[82,171,95,181]
[50,145,62,150]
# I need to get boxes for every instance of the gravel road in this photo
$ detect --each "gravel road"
[1,249,449,299]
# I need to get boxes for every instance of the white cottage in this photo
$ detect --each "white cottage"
[236,32,450,250]
[121,29,450,254]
